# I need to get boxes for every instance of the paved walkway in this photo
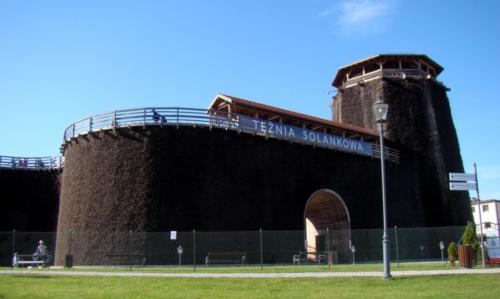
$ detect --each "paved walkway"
[1,268,500,278]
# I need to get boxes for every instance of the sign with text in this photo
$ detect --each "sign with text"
[449,173,475,182]
[449,182,477,191]
[237,115,373,156]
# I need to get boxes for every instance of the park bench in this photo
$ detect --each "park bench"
[15,254,50,267]
[292,252,327,265]
[104,254,146,267]
[205,252,247,265]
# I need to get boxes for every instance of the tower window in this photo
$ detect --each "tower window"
[482,205,489,212]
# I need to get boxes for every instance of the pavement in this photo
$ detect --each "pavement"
[1,268,500,278]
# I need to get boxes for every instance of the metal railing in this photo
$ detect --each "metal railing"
[62,107,399,162]
[0,156,63,170]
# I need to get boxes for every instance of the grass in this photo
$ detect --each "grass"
[0,273,499,298]
[1,261,495,273]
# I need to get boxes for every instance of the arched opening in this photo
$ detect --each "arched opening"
[304,189,351,263]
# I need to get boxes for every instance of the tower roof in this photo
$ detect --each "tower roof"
[332,54,444,88]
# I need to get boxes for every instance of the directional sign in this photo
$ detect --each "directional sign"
[449,182,477,191]
[449,173,475,182]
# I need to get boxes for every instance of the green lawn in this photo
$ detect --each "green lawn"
[1,261,495,273]
[0,274,499,298]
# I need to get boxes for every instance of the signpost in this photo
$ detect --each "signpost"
[449,163,486,267]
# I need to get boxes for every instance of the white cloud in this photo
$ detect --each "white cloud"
[320,0,395,35]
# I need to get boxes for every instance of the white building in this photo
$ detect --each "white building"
[471,199,500,237]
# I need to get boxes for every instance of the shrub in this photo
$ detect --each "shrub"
[447,241,458,266]
[462,221,479,264]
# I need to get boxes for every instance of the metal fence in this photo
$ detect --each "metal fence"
[0,156,63,170]
[0,226,472,267]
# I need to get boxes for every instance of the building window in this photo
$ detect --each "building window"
[485,222,491,229]
[472,207,475,213]
[482,205,489,212]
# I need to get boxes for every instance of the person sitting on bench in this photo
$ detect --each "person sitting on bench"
[33,240,51,264]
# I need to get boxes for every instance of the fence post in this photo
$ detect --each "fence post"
[128,230,132,270]
[259,229,263,270]
[327,228,331,270]
[193,229,196,271]
[394,226,400,268]
[12,229,16,255]
[69,228,73,255]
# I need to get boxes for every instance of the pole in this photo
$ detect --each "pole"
[12,229,16,255]
[352,246,355,266]
[193,230,196,271]
[327,228,331,270]
[69,229,73,255]
[259,229,263,270]
[394,226,399,268]
[379,123,391,279]
[128,230,132,271]
[474,163,486,267]
[442,248,445,265]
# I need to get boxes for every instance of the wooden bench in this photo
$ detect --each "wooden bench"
[105,254,146,267]
[205,252,247,265]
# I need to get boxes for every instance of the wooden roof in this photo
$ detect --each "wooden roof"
[332,54,444,88]
[208,94,380,140]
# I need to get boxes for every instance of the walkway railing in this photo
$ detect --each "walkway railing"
[0,156,63,170]
[63,107,399,162]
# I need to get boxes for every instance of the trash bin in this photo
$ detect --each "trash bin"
[458,244,473,268]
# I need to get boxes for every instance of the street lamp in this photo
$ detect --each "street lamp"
[439,241,445,265]
[177,245,183,266]
[373,97,391,280]
[351,245,356,266]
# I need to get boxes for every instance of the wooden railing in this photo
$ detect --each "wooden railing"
[0,155,63,170]
[62,107,399,163]
[344,68,428,88]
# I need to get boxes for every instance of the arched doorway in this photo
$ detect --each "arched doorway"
[304,189,351,263]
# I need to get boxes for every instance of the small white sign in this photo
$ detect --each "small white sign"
[449,182,477,191]
[170,231,177,240]
[449,173,475,182]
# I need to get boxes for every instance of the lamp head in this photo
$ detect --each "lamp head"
[373,97,389,123]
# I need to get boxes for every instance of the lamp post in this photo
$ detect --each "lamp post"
[177,245,183,266]
[439,241,445,265]
[373,97,391,280]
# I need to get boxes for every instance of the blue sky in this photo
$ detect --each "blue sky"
[0,0,499,199]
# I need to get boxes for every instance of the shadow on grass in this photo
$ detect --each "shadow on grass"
[11,275,52,279]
